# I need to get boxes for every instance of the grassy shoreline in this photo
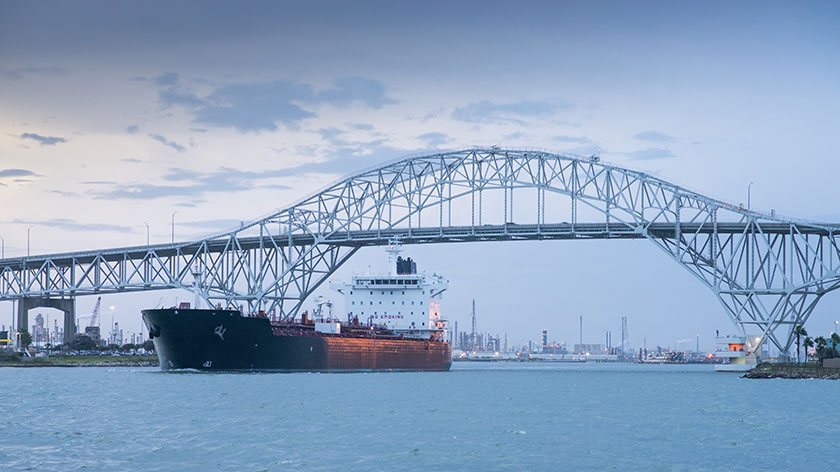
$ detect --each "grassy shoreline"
[0,355,159,368]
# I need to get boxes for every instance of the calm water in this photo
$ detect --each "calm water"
[1,362,837,471]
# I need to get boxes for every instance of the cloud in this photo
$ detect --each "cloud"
[9,218,132,233]
[317,127,346,143]
[452,100,574,124]
[47,190,78,197]
[153,72,179,87]
[633,130,674,143]
[149,133,186,152]
[159,87,204,108]
[126,125,138,134]
[626,148,676,160]
[0,66,68,80]
[151,75,392,132]
[20,132,66,146]
[0,169,38,179]
[348,123,374,130]
[192,80,315,132]
[552,135,591,144]
[121,158,142,163]
[315,77,395,109]
[417,132,451,147]
[88,166,295,200]
[503,131,527,141]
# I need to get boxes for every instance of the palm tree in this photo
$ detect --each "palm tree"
[831,333,840,358]
[815,336,828,362]
[803,336,815,364]
[794,326,808,363]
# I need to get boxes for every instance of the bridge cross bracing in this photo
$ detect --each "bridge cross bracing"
[1,147,839,356]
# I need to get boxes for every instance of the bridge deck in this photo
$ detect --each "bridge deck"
[0,221,825,269]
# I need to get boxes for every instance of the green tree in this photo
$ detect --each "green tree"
[106,343,120,352]
[18,329,32,349]
[794,326,808,363]
[141,340,155,352]
[815,336,828,362]
[803,336,814,363]
[120,343,136,353]
[70,335,97,352]
[830,333,840,358]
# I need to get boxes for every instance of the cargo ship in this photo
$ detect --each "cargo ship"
[142,248,451,372]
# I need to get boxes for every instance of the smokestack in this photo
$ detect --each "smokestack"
[471,299,476,336]
[579,315,583,352]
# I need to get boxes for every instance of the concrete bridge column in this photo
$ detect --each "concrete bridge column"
[16,297,76,345]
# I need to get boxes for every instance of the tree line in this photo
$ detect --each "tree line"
[793,326,840,363]
[13,330,155,353]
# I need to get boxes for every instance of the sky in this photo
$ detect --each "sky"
[2,0,840,350]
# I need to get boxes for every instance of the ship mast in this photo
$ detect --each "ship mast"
[385,237,403,276]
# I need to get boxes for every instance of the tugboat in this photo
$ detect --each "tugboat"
[142,245,451,372]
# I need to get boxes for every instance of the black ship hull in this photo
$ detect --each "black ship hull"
[142,309,452,372]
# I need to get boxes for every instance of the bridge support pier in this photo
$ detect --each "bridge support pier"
[16,297,76,346]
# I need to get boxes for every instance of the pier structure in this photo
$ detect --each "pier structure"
[16,297,76,345]
[1,147,839,357]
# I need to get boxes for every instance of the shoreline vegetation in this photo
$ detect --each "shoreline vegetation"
[0,354,159,368]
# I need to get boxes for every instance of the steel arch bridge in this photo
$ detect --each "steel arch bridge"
[2,147,839,355]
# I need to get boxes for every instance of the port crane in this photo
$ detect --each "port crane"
[75,296,101,331]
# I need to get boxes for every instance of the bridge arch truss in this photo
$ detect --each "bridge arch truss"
[2,147,839,355]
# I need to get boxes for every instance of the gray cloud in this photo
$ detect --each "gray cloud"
[348,123,374,130]
[10,218,132,233]
[552,135,591,144]
[159,87,204,108]
[121,158,142,163]
[152,74,392,132]
[191,80,315,132]
[417,132,451,147]
[0,169,38,179]
[626,148,676,160]
[452,100,574,124]
[153,72,179,87]
[633,130,675,142]
[314,77,395,109]
[0,66,68,80]
[20,132,66,146]
[47,190,78,197]
[149,133,186,152]
[126,124,138,134]
[317,127,346,143]
[88,166,294,200]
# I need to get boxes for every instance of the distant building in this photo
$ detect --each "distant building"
[85,326,101,343]
[574,343,604,354]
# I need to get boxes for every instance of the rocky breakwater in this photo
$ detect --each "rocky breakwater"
[743,361,840,380]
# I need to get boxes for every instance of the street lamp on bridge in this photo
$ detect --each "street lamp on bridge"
[27,225,34,257]
[171,211,178,244]
[144,221,150,246]
[747,181,754,211]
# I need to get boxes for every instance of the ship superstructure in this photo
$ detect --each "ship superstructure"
[330,245,448,341]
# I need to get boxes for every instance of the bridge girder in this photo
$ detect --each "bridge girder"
[2,147,839,356]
